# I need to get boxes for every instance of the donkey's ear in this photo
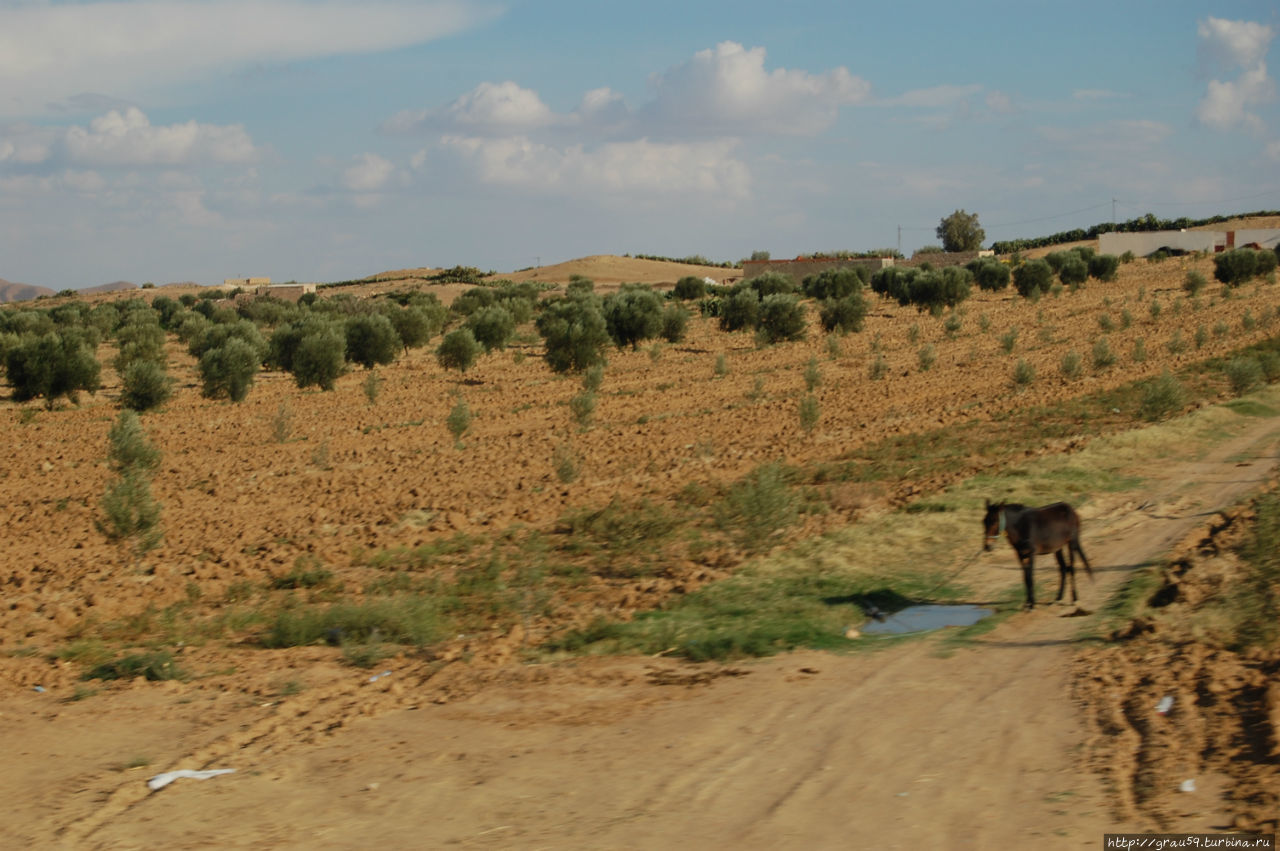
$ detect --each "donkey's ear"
[984,498,990,508]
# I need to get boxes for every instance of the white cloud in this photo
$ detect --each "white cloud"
[877,84,981,109]
[984,91,1016,114]
[643,41,870,135]
[385,80,555,134]
[0,1,500,117]
[341,152,394,192]
[63,107,257,165]
[438,135,750,198]
[1196,63,1274,132]
[1194,17,1275,133]
[1198,17,1274,69]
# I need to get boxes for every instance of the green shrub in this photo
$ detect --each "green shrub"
[113,312,167,373]
[1132,337,1147,363]
[1098,314,1116,332]
[387,302,446,351]
[1166,330,1187,354]
[436,328,482,373]
[672,276,707,300]
[967,258,1010,291]
[291,322,347,390]
[1258,351,1280,383]
[446,394,472,442]
[1195,325,1208,349]
[818,293,867,335]
[536,296,610,373]
[804,357,821,391]
[660,303,689,343]
[713,353,728,378]
[798,394,819,434]
[999,327,1018,353]
[1139,370,1186,422]
[713,463,797,552]
[801,268,864,300]
[868,355,888,380]
[344,313,400,369]
[1060,351,1083,379]
[603,287,664,350]
[755,293,806,344]
[918,344,937,371]
[745,271,796,298]
[942,311,962,339]
[582,363,605,393]
[5,332,101,407]
[198,337,261,402]
[1088,254,1120,282]
[1225,357,1264,395]
[84,651,183,682]
[1214,248,1259,287]
[566,275,594,297]
[1183,270,1208,297]
[1012,260,1053,298]
[119,360,172,412]
[719,289,761,332]
[1057,254,1088,287]
[466,305,516,353]
[1091,337,1116,370]
[1011,358,1035,389]
[1043,251,1071,273]
[107,408,160,473]
[569,390,597,430]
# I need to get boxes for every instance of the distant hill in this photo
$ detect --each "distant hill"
[0,278,55,304]
[82,280,137,295]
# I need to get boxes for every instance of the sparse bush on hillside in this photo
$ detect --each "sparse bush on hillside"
[536,296,610,374]
[566,275,595,298]
[755,294,806,344]
[466,305,516,353]
[713,463,797,553]
[818,293,868,335]
[1060,351,1083,379]
[1012,358,1035,389]
[198,337,261,402]
[97,410,162,562]
[1183,270,1208,297]
[1012,259,1053,298]
[446,394,472,442]
[1139,370,1186,422]
[436,328,482,374]
[719,288,761,333]
[603,286,664,350]
[450,286,498,317]
[120,360,172,412]
[673,276,707,300]
[1091,337,1116,371]
[1225,356,1264,395]
[5,332,101,408]
[909,266,972,313]
[660,303,689,343]
[188,319,266,362]
[967,258,1010,292]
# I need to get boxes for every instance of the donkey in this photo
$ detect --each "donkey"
[983,500,1093,610]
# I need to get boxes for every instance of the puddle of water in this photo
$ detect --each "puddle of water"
[860,604,992,635]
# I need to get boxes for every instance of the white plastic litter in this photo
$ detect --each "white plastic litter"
[147,769,236,791]
[1180,779,1196,793]
[368,670,392,683]
[1156,696,1174,715]
[33,686,45,693]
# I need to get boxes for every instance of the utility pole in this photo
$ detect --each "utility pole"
[1112,198,1117,225]
[897,225,901,257]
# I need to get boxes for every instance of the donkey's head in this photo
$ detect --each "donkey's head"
[982,499,1006,551]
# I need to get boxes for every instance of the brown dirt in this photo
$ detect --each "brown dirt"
[3,246,1280,846]
[1074,486,1280,834]
[4,399,1278,849]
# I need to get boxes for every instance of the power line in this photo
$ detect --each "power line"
[1117,187,1279,209]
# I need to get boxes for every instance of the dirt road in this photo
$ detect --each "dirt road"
[6,408,1280,850]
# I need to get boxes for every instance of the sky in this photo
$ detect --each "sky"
[1,0,1278,289]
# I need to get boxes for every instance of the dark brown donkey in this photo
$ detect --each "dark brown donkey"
[982,500,1093,610]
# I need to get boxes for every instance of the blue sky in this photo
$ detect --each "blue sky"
[1,0,1277,288]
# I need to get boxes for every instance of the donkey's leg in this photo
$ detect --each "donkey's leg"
[1054,550,1069,602]
[1022,555,1036,610]
[1072,537,1094,579]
